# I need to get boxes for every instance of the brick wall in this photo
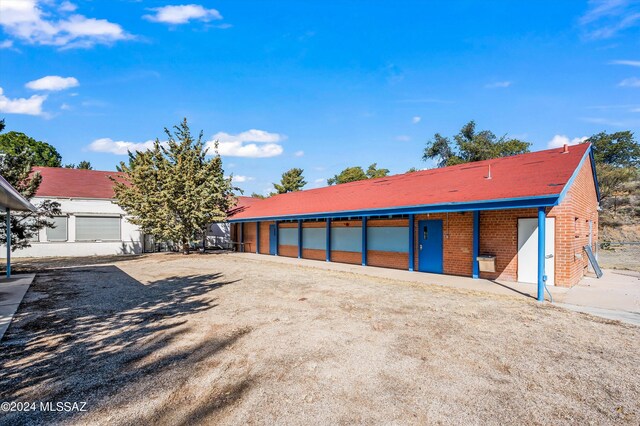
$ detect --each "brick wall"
[549,155,599,286]
[368,250,408,269]
[242,222,257,253]
[258,221,274,254]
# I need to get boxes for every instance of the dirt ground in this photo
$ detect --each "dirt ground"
[1,253,639,425]
[599,245,640,272]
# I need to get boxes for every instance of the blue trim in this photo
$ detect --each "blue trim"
[275,221,279,256]
[472,211,479,279]
[556,145,593,206]
[6,208,10,278]
[239,222,244,252]
[325,218,331,262]
[228,195,559,223]
[408,214,414,271]
[297,219,302,258]
[361,216,367,266]
[537,207,545,302]
[256,221,260,254]
[589,148,601,202]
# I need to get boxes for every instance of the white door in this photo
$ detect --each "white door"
[517,218,555,286]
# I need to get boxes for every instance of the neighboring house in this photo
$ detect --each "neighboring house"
[3,167,250,258]
[228,144,600,292]
[9,167,143,257]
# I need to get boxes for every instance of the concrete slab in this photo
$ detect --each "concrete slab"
[230,252,567,301]
[0,274,35,340]
[556,269,640,312]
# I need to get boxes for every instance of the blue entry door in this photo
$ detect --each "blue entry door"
[269,224,277,255]
[418,220,443,273]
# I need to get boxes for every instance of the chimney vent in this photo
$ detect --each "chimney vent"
[562,144,569,154]
[485,164,492,180]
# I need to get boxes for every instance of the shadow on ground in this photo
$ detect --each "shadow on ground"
[0,263,248,425]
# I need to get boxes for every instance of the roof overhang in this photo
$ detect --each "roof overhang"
[0,175,36,212]
[228,194,559,223]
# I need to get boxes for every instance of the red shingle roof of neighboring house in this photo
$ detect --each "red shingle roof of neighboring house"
[229,144,595,221]
[32,169,267,214]
[33,167,125,199]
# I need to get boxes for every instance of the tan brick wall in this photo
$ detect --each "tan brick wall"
[278,244,298,258]
[302,248,325,261]
[332,250,361,264]
[258,221,274,254]
[549,155,599,286]
[368,250,408,270]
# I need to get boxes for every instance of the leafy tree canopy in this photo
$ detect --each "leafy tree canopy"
[587,131,640,168]
[585,131,639,202]
[327,163,390,185]
[250,192,266,199]
[0,131,62,167]
[112,118,236,254]
[273,167,307,194]
[423,120,531,167]
[0,121,61,252]
[65,161,93,170]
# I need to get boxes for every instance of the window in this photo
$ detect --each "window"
[331,227,362,252]
[368,227,409,252]
[279,227,298,246]
[76,216,120,241]
[46,216,68,241]
[302,228,326,250]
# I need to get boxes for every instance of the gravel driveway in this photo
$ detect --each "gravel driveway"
[1,253,639,425]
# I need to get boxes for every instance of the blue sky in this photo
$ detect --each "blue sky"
[1,0,639,195]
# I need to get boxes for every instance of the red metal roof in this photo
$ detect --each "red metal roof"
[230,144,593,220]
[33,167,125,199]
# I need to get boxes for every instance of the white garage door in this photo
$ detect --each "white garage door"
[517,218,555,286]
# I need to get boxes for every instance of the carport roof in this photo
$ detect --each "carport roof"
[229,143,597,221]
[0,175,36,211]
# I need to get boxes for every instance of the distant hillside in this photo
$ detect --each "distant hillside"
[599,177,640,243]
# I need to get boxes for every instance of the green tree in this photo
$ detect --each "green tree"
[0,131,62,167]
[112,118,236,255]
[327,163,389,185]
[406,167,419,173]
[0,134,61,251]
[585,131,639,202]
[273,167,307,194]
[366,163,390,179]
[65,161,94,170]
[423,120,530,167]
[250,192,266,199]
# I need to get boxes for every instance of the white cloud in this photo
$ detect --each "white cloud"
[0,40,14,49]
[58,1,77,13]
[0,87,46,115]
[26,75,79,91]
[88,138,157,155]
[395,135,411,141]
[314,178,325,183]
[579,0,640,39]
[144,4,222,24]
[229,175,254,183]
[208,129,285,158]
[547,135,588,149]
[0,0,130,49]
[485,81,512,89]
[609,59,640,67]
[618,77,640,87]
[412,116,421,124]
[60,103,70,110]
[294,150,304,157]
